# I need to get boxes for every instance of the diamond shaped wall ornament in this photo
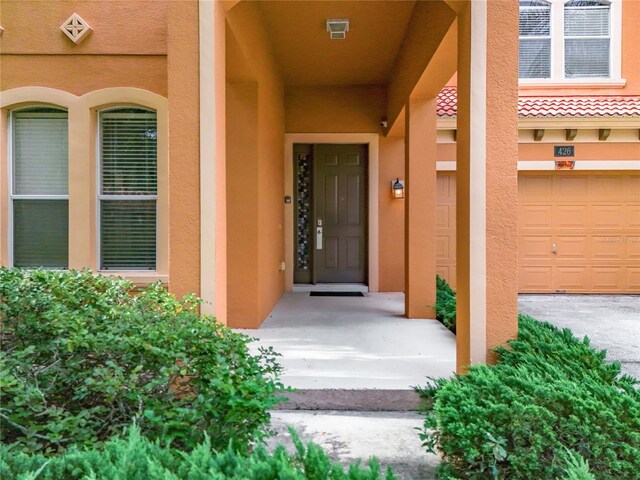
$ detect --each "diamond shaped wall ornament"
[60,13,92,44]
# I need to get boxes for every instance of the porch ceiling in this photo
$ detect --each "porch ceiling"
[257,0,416,86]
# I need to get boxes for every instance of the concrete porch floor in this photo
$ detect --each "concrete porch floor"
[235,292,456,409]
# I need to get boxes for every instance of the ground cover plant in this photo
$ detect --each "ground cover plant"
[0,268,286,454]
[433,275,456,333]
[418,280,640,479]
[0,424,396,480]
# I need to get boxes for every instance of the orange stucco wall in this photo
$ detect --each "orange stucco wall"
[378,135,405,292]
[225,2,285,328]
[285,86,386,134]
[0,1,167,96]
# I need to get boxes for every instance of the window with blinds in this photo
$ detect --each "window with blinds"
[519,1,552,79]
[99,108,157,270]
[564,0,610,78]
[11,108,69,268]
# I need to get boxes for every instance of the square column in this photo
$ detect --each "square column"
[404,97,437,319]
[456,1,519,370]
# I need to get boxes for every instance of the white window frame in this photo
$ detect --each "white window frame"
[8,107,69,269]
[96,106,159,273]
[519,0,623,86]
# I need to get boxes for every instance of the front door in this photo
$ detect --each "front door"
[313,144,368,283]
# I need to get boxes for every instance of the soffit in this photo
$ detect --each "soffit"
[257,0,416,86]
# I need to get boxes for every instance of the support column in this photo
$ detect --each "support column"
[404,97,437,319]
[168,1,201,299]
[456,0,519,371]
[199,0,227,322]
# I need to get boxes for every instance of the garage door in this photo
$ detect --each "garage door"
[435,172,640,293]
[519,173,640,293]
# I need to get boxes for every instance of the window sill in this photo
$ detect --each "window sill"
[99,271,168,286]
[519,79,627,89]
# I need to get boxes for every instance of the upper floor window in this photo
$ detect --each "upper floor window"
[10,107,69,268]
[519,1,552,79]
[564,0,610,78]
[519,0,619,83]
[98,108,157,271]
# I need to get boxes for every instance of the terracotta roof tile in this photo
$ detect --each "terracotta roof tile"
[436,87,640,118]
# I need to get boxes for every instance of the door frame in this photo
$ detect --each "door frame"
[285,134,379,292]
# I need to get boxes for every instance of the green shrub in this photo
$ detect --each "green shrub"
[433,275,456,333]
[560,449,596,480]
[418,315,640,479]
[0,424,396,480]
[0,268,286,454]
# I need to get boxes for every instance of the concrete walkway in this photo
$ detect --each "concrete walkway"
[236,292,456,409]
[267,410,439,480]
[519,294,640,379]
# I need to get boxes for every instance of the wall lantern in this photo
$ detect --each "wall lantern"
[391,178,405,199]
[326,18,349,39]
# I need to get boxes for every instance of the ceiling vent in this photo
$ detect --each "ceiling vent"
[326,19,349,40]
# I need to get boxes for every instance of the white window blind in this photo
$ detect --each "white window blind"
[564,1,610,78]
[99,109,157,270]
[11,108,69,268]
[519,1,552,79]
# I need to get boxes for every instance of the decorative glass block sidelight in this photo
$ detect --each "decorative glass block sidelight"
[296,154,311,270]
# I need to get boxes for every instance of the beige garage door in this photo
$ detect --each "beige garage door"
[436,172,640,293]
[519,173,640,293]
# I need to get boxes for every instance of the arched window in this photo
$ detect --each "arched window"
[519,0,552,79]
[10,106,68,268]
[564,0,611,78]
[98,107,157,270]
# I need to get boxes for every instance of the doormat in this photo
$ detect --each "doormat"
[309,291,365,297]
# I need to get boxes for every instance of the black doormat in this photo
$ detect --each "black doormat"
[309,291,365,297]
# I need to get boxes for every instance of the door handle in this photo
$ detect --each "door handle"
[552,243,557,254]
[316,227,323,250]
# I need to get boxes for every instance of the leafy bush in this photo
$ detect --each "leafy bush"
[0,268,286,454]
[560,450,596,480]
[418,315,640,479]
[433,275,456,333]
[0,424,396,480]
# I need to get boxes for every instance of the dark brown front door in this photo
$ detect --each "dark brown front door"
[313,144,368,283]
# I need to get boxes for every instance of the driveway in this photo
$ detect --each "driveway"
[518,295,640,380]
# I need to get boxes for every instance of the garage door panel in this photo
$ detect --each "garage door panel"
[555,266,589,291]
[556,235,589,258]
[627,205,640,228]
[436,235,450,259]
[627,237,640,259]
[591,175,624,198]
[591,205,626,229]
[555,205,589,229]
[591,236,625,260]
[520,175,552,198]
[520,205,553,229]
[591,266,625,291]
[520,266,553,291]
[625,176,640,199]
[520,235,553,259]
[627,267,640,290]
[556,176,588,197]
[436,205,450,228]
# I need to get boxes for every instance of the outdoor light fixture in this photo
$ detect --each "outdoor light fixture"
[326,18,349,39]
[391,178,405,199]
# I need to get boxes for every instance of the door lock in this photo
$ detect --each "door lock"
[551,243,557,254]
[316,226,323,250]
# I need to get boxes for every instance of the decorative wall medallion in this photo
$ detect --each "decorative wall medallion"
[60,13,92,44]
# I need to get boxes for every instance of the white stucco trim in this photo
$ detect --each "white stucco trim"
[469,0,487,365]
[439,160,640,171]
[199,0,216,315]
[518,160,640,170]
[283,133,380,293]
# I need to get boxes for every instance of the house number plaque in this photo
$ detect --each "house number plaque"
[554,146,575,157]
